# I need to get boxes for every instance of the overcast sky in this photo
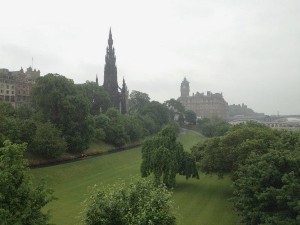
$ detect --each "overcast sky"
[1,0,300,115]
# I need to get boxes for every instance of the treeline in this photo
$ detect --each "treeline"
[0,74,176,159]
[191,122,300,224]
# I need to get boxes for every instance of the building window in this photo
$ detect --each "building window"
[12,91,14,94]
[6,85,9,89]
[12,85,14,89]
[0,90,2,93]
[6,90,9,94]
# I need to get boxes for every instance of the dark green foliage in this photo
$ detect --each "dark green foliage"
[192,122,276,177]
[15,103,34,120]
[32,74,92,152]
[30,122,67,158]
[102,108,129,146]
[84,179,176,225]
[128,90,150,113]
[197,117,230,137]
[141,125,199,187]
[164,98,185,114]
[164,98,185,121]
[77,81,111,115]
[0,102,15,117]
[192,122,300,225]
[232,150,300,225]
[0,141,53,224]
[123,115,143,142]
[141,101,171,128]
[31,74,77,124]
[185,110,197,125]
[0,115,22,144]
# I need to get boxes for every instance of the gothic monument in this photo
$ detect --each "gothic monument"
[102,28,129,114]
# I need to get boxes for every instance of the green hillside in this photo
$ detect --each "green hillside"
[30,131,240,225]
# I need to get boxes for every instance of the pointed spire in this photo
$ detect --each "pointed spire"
[122,76,126,87]
[108,27,113,46]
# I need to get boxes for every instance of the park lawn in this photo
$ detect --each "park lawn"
[30,131,240,225]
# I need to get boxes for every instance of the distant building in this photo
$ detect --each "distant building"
[0,67,40,107]
[102,28,129,114]
[178,77,229,119]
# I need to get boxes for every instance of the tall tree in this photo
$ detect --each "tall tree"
[141,125,199,187]
[164,98,185,114]
[185,110,197,125]
[128,90,150,113]
[141,101,171,128]
[31,74,92,152]
[77,81,111,115]
[232,149,300,225]
[0,141,53,224]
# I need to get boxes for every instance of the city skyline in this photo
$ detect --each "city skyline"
[1,0,300,115]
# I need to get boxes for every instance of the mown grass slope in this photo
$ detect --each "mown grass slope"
[30,131,240,225]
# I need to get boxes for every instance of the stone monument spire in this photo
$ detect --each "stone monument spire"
[103,28,120,108]
[121,77,129,114]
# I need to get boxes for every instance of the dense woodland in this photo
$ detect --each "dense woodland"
[0,74,183,159]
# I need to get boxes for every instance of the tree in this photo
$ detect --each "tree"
[77,81,111,115]
[141,125,199,187]
[83,179,176,225]
[0,141,53,224]
[192,122,276,177]
[0,102,15,117]
[164,99,185,114]
[141,101,171,129]
[185,110,197,125]
[103,108,129,146]
[128,90,150,113]
[32,74,92,152]
[123,115,143,142]
[30,122,67,158]
[164,99,185,121]
[232,150,300,225]
[197,117,230,137]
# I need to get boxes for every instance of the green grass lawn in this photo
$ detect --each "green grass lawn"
[30,131,240,225]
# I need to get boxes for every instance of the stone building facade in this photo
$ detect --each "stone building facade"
[102,28,129,114]
[0,67,40,107]
[178,77,229,119]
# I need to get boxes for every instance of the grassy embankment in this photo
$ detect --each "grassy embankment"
[30,130,240,225]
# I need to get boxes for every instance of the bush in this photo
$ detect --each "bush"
[30,122,67,158]
[83,179,176,225]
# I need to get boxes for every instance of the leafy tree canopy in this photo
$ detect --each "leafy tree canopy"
[164,98,185,114]
[141,101,171,128]
[128,90,150,113]
[84,179,176,225]
[233,149,300,225]
[31,74,92,152]
[0,141,54,224]
[197,117,230,137]
[30,122,67,159]
[185,110,197,125]
[77,81,111,115]
[192,122,278,177]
